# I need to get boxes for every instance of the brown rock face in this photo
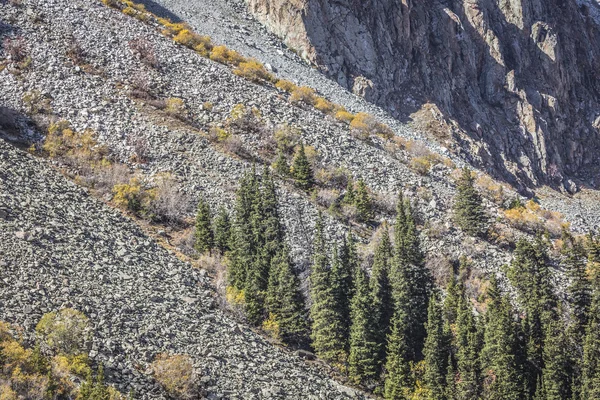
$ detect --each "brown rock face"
[247,0,600,190]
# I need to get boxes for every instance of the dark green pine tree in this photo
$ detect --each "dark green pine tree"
[228,170,259,290]
[309,213,347,365]
[344,179,355,204]
[455,287,481,400]
[291,142,314,190]
[423,292,449,400]
[452,167,488,237]
[480,277,524,400]
[194,196,213,254]
[266,244,308,346]
[331,244,351,351]
[335,231,358,347]
[273,148,290,176]
[446,354,458,400]
[370,224,394,371]
[354,179,372,222]
[562,232,591,339]
[348,265,380,385]
[245,168,284,325]
[508,237,557,396]
[213,206,231,254]
[92,364,110,400]
[582,289,600,398]
[542,319,572,400]
[392,192,432,361]
[384,304,412,399]
[444,270,461,327]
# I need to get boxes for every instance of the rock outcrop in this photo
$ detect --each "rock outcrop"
[246,0,600,190]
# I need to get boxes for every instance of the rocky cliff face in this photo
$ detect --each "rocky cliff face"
[246,0,600,191]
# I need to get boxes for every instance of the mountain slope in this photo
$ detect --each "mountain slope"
[0,137,362,399]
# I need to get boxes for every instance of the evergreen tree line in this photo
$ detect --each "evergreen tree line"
[194,168,600,399]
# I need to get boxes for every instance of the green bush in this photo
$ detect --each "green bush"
[35,309,90,355]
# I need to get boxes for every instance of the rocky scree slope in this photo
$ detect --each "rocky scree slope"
[0,139,363,399]
[247,0,600,191]
[0,0,518,273]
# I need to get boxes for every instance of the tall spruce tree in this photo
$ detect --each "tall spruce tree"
[452,167,488,237]
[337,232,358,343]
[563,232,591,339]
[370,224,394,371]
[309,213,347,364]
[213,206,231,254]
[228,170,259,290]
[245,168,284,325]
[266,244,308,346]
[384,304,412,399]
[582,289,600,398]
[273,148,290,176]
[344,179,355,204]
[291,142,314,190]
[480,277,524,400]
[455,286,480,400]
[423,292,449,400]
[194,196,213,254]
[542,319,572,400]
[354,179,372,222]
[348,265,380,385]
[391,192,432,361]
[508,237,557,395]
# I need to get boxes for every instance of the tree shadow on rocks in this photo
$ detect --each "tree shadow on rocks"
[135,0,183,22]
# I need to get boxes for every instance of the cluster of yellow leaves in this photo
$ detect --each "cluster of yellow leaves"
[504,199,570,237]
[112,177,156,213]
[152,354,196,399]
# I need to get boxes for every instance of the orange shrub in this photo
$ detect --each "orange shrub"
[314,97,335,114]
[233,59,273,83]
[349,112,393,138]
[152,354,198,398]
[335,110,355,123]
[290,86,316,105]
[209,45,245,66]
[275,79,297,93]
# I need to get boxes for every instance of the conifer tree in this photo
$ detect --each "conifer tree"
[455,288,480,400]
[509,237,557,395]
[480,277,524,400]
[213,206,231,254]
[384,306,412,399]
[452,167,488,237]
[348,266,380,385]
[563,232,591,338]
[391,192,432,361]
[228,171,258,290]
[245,168,283,325]
[291,142,314,190]
[310,213,347,364]
[581,258,600,399]
[444,271,460,326]
[446,355,457,400]
[354,179,372,222]
[338,232,358,340]
[423,292,449,400]
[194,196,213,254]
[370,224,394,369]
[266,244,308,346]
[331,244,352,350]
[344,180,355,204]
[542,319,572,400]
[273,148,290,176]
